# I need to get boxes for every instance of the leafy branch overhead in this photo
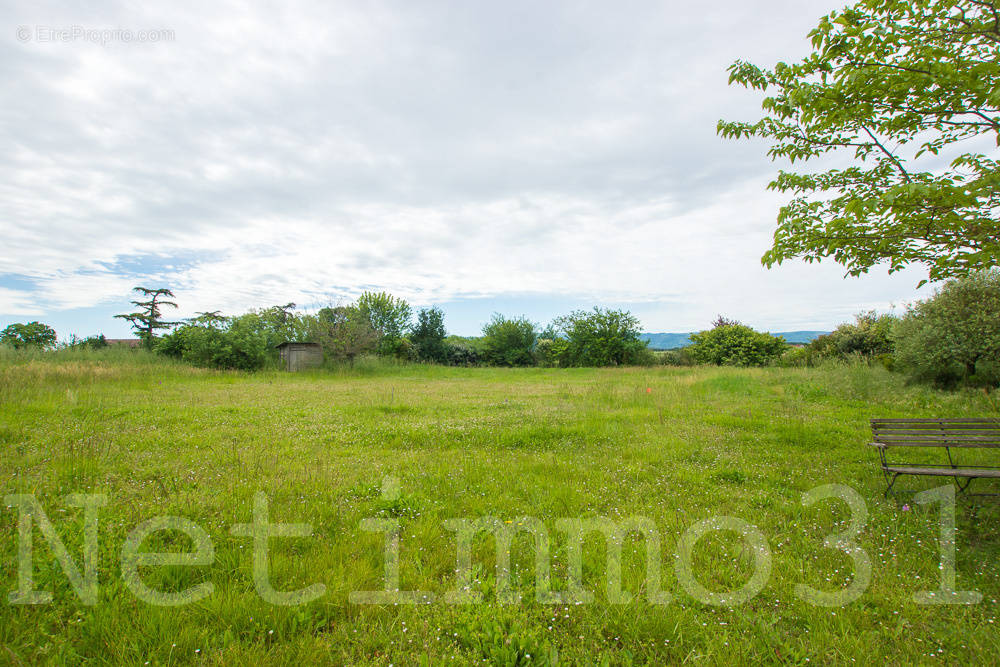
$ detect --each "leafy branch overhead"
[719,0,1000,284]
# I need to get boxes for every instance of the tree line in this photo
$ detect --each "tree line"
[122,289,658,371]
[4,270,999,388]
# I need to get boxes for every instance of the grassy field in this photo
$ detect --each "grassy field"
[1,350,999,665]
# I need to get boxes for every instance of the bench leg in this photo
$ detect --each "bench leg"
[884,472,901,498]
[956,477,974,494]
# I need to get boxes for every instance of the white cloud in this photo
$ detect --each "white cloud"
[0,0,943,332]
[0,287,44,315]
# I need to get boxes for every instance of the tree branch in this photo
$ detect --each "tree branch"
[861,126,911,181]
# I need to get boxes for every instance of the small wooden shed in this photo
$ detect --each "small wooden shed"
[276,342,323,371]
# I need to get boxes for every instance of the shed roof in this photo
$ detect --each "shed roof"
[105,338,142,347]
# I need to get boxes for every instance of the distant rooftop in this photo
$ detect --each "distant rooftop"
[104,338,142,348]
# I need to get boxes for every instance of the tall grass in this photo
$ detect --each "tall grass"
[2,355,999,664]
[0,343,172,365]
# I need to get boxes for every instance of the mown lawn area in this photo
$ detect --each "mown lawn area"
[1,352,999,664]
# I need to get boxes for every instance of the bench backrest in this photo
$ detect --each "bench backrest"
[871,418,1000,448]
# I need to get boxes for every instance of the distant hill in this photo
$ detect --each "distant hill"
[640,333,694,350]
[641,330,828,350]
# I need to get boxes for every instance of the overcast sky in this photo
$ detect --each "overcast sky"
[2,0,935,338]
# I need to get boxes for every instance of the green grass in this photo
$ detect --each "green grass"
[1,351,999,664]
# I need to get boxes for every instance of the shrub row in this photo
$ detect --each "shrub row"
[776,271,1000,388]
[12,272,1000,387]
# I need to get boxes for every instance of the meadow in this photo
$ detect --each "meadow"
[1,349,999,665]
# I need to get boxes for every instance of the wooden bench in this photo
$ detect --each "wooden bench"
[871,418,1000,496]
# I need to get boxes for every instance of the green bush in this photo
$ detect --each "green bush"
[410,307,448,363]
[311,306,378,364]
[658,347,697,366]
[892,271,1000,388]
[1,321,57,350]
[444,336,486,366]
[229,308,310,350]
[445,342,483,366]
[555,308,649,366]
[688,322,787,367]
[357,291,412,357]
[65,334,109,350]
[775,345,815,368]
[392,337,416,362]
[156,320,269,371]
[808,311,897,361]
[534,338,570,367]
[482,314,537,366]
[630,346,658,367]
